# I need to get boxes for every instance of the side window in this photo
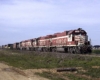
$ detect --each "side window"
[68,34,72,41]
[69,35,71,38]
[72,34,74,41]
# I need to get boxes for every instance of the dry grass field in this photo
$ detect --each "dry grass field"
[0,49,100,80]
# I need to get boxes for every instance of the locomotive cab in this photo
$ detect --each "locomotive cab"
[67,28,92,54]
[74,28,88,46]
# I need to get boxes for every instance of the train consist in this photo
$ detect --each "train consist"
[2,28,92,53]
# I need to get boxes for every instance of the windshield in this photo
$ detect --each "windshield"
[75,33,86,36]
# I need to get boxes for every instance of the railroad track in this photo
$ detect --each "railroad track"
[1,49,100,58]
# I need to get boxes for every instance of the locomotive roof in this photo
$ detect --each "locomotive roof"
[8,28,87,46]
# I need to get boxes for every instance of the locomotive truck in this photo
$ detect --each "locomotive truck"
[12,28,92,54]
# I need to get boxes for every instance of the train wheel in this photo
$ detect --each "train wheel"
[68,48,72,54]
[43,48,45,52]
[75,47,80,54]
[64,48,68,53]
[87,47,92,54]
[49,48,52,52]
[52,48,57,52]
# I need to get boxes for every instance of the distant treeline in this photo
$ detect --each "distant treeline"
[93,45,100,49]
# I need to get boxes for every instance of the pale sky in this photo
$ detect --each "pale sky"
[0,0,100,45]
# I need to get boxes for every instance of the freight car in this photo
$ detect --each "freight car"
[12,28,92,54]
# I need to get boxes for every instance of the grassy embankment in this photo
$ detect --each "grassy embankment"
[0,49,100,80]
[92,49,100,54]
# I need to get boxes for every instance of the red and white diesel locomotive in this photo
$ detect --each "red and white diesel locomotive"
[3,28,92,53]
